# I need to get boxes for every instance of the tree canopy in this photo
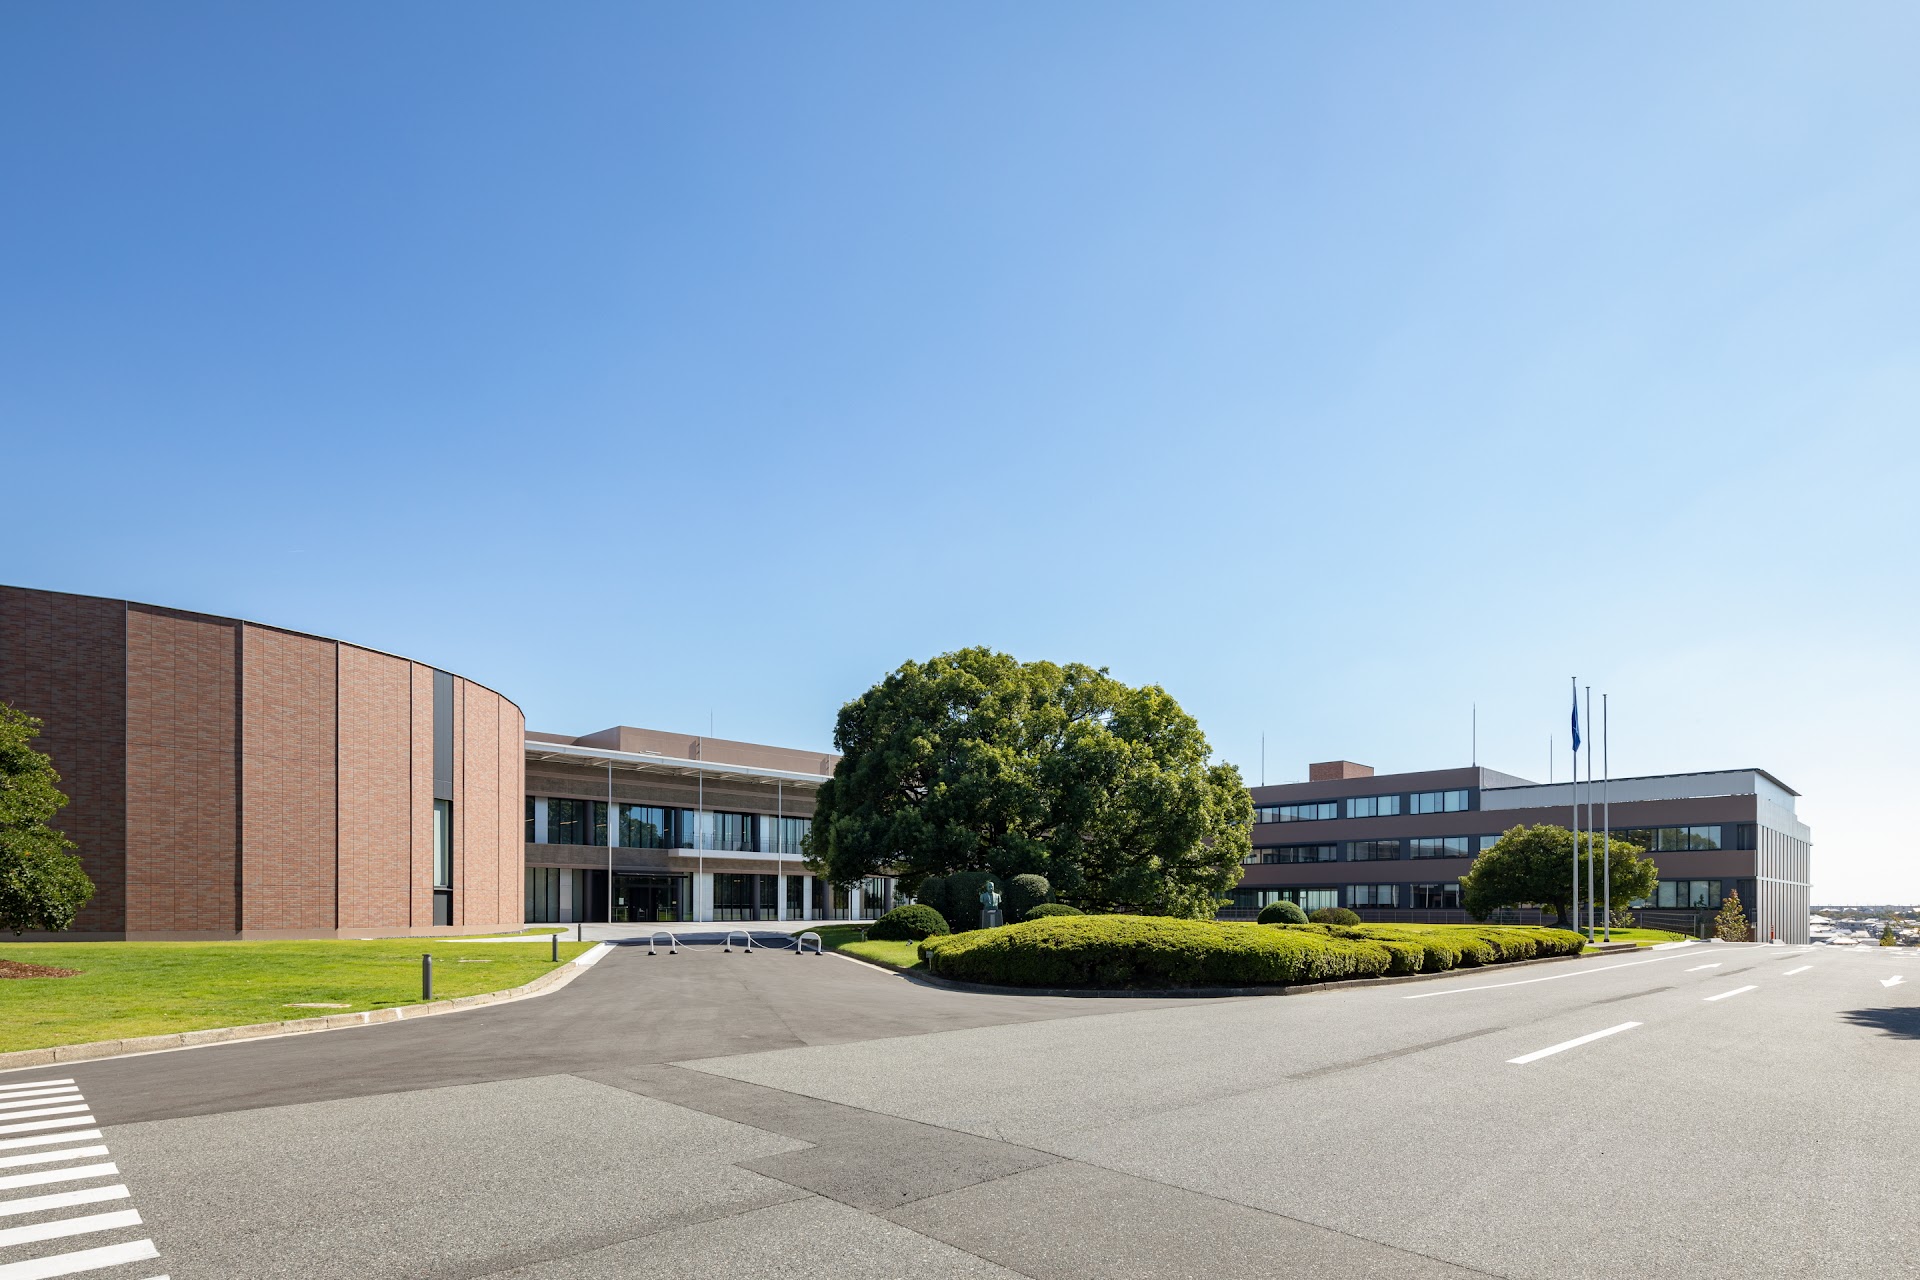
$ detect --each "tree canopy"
[0,704,95,934]
[1460,824,1656,926]
[806,648,1251,918]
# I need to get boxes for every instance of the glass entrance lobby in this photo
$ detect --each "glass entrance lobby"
[613,873,687,923]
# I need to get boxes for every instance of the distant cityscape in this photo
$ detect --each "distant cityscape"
[1810,906,1920,945]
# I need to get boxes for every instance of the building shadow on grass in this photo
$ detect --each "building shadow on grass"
[1840,1007,1920,1040]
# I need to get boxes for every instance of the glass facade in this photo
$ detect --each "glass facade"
[1411,882,1462,910]
[1344,795,1402,818]
[433,799,453,888]
[1346,884,1399,907]
[760,815,812,855]
[619,804,670,849]
[1656,879,1724,908]
[1408,836,1472,859]
[1255,802,1339,823]
[1617,825,1723,852]
[1347,839,1401,861]
[1410,789,1471,814]
[547,798,589,845]
[1247,844,1339,865]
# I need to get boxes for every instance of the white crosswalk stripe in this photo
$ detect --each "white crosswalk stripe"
[0,1079,166,1278]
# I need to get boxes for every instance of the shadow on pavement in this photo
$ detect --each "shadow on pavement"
[1840,1007,1920,1039]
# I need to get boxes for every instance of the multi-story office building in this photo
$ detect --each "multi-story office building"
[1230,760,1812,944]
[521,725,892,924]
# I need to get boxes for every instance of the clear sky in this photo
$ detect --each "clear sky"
[3,3,1915,900]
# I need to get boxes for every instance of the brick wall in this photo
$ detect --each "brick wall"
[498,695,525,926]
[410,662,435,926]
[240,625,338,931]
[336,646,412,930]
[0,588,128,932]
[126,605,239,933]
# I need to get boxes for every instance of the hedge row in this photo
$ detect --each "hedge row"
[916,915,1584,989]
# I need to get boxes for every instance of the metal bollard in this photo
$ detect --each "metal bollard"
[422,953,433,1001]
[551,932,559,962]
[576,920,583,943]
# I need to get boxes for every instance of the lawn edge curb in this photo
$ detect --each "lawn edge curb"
[0,942,613,1074]
[899,946,1606,999]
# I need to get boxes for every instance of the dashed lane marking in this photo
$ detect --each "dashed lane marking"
[1784,966,1812,976]
[1704,985,1759,1002]
[1684,963,1722,972]
[1507,1021,1642,1065]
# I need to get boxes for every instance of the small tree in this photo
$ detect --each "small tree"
[0,705,95,934]
[1881,923,1898,947]
[1715,890,1751,942]
[1461,825,1656,927]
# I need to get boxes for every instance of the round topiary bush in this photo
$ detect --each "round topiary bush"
[1006,873,1051,921]
[867,903,951,941]
[1257,901,1309,925]
[1310,906,1362,926]
[1024,902,1084,921]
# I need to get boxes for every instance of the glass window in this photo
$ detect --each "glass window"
[1254,802,1339,823]
[677,810,756,851]
[1411,882,1461,910]
[1264,888,1340,912]
[1410,789,1471,814]
[619,804,669,849]
[547,798,587,846]
[1656,880,1724,908]
[1344,795,1402,819]
[1347,839,1401,861]
[1345,884,1399,907]
[525,797,535,844]
[1408,836,1472,859]
[1478,834,1504,852]
[1253,844,1339,864]
[759,815,811,856]
[786,875,805,914]
[433,799,453,888]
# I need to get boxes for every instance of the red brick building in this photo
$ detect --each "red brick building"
[0,585,524,939]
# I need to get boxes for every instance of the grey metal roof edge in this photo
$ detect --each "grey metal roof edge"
[524,739,833,786]
[1483,767,1799,798]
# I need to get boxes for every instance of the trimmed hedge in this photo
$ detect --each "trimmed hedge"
[917,915,1586,989]
[1006,874,1051,921]
[1310,907,1362,925]
[1024,902,1084,920]
[1256,901,1309,925]
[868,903,951,941]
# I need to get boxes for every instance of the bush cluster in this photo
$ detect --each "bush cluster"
[1309,907,1362,926]
[1005,874,1052,921]
[1024,902,1083,920]
[913,871,996,930]
[867,903,951,941]
[918,915,1586,989]
[1256,901,1308,925]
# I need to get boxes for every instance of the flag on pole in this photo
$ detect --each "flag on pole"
[1570,680,1582,754]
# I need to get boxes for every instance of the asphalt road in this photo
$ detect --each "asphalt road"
[2,938,1914,1279]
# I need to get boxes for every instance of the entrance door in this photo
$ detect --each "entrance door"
[612,874,684,923]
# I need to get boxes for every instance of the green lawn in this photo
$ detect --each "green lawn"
[809,924,925,971]
[0,937,596,1054]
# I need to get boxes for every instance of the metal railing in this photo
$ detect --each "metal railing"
[644,930,679,955]
[722,930,756,953]
[795,931,823,956]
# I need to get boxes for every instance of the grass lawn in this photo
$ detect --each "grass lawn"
[809,924,925,972]
[0,937,597,1054]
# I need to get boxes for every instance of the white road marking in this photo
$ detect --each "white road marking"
[0,1164,117,1193]
[0,1096,81,1114]
[0,1107,87,1124]
[0,1209,141,1250]
[1784,966,1812,976]
[0,1090,82,1104]
[1684,963,1722,972]
[0,1132,101,1153]
[1405,954,1676,999]
[1705,985,1759,1002]
[0,1237,159,1279]
[0,1185,129,1219]
[0,1082,73,1094]
[0,1147,109,1171]
[1508,1021,1642,1064]
[1881,976,1904,988]
[0,1119,94,1138]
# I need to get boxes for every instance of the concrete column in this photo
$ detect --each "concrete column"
[558,869,573,923]
[532,797,549,844]
[849,884,863,921]
[801,873,812,921]
[692,872,712,923]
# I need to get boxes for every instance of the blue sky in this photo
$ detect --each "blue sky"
[4,3,1916,899]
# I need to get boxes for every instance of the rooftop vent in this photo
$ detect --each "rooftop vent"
[1309,760,1374,781]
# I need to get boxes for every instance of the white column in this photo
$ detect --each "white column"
[693,872,713,923]
[850,884,863,920]
[558,869,573,923]
[532,797,549,844]
[801,873,813,920]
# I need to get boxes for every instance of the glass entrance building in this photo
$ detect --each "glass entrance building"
[521,724,891,924]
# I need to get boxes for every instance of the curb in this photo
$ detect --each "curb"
[875,946,1600,1000]
[0,942,613,1076]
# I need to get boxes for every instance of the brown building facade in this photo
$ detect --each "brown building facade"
[0,585,525,939]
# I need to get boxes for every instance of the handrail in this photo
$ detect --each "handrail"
[796,931,823,956]
[645,930,679,955]
[723,930,755,953]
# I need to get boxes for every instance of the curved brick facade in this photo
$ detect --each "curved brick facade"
[0,586,525,939]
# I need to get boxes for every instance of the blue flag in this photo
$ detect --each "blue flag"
[1570,680,1581,754]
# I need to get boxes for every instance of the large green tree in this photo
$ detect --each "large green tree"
[0,704,94,934]
[1460,824,1656,927]
[806,648,1251,918]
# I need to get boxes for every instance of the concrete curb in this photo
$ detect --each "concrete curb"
[0,942,613,1076]
[897,946,1601,1000]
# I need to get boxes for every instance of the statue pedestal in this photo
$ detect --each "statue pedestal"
[980,909,1004,928]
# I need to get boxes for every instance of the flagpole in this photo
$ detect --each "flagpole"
[1603,693,1612,943]
[1585,685,1595,942]
[1570,677,1578,934]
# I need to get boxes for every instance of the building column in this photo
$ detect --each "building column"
[849,884,863,921]
[558,869,573,923]
[801,873,813,921]
[532,797,549,845]
[692,872,712,923]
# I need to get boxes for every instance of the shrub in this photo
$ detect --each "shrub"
[1025,902,1084,920]
[867,903,951,941]
[1310,907,1362,926]
[1006,873,1051,921]
[1256,900,1309,925]
[916,871,995,931]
